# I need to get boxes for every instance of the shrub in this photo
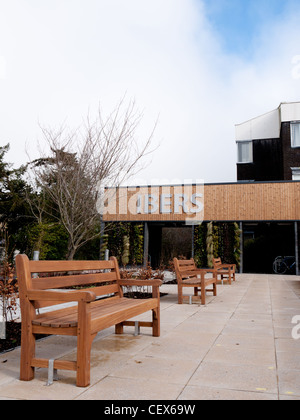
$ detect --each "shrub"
[0,259,18,323]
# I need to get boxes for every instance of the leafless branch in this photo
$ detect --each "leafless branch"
[27,98,157,259]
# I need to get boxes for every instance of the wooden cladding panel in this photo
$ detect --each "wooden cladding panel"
[203,182,300,221]
[103,184,204,223]
[102,182,300,222]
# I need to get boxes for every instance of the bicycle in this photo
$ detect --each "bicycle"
[273,256,296,274]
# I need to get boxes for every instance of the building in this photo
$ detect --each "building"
[102,182,300,275]
[236,102,300,182]
[101,102,300,275]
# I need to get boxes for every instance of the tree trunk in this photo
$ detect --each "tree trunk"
[66,242,77,260]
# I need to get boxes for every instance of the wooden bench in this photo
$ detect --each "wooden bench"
[173,258,217,305]
[213,257,236,284]
[15,255,162,387]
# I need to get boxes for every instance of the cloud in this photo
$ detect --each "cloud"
[1,0,300,185]
[0,56,6,80]
[229,4,300,117]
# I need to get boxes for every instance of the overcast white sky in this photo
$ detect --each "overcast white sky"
[1,0,300,184]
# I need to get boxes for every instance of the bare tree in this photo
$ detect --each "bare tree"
[29,98,157,259]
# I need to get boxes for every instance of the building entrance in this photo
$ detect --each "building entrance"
[242,222,296,274]
[147,223,193,268]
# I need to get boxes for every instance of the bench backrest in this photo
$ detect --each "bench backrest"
[173,258,198,283]
[213,258,222,268]
[16,254,122,311]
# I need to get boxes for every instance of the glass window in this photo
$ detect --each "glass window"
[292,168,300,181]
[291,122,300,148]
[237,141,253,163]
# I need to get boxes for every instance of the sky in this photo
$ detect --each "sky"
[0,0,300,185]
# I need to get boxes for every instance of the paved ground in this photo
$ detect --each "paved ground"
[0,273,300,400]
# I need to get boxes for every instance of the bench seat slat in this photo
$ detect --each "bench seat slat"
[33,306,78,328]
[32,297,158,329]
[182,278,201,285]
[90,298,158,334]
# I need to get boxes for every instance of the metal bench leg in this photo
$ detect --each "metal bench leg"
[134,321,140,336]
[46,359,59,386]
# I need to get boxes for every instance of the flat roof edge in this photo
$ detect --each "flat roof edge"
[106,180,300,189]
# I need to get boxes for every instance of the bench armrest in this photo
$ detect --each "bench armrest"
[216,264,235,270]
[118,279,162,287]
[27,289,97,303]
[183,269,217,277]
[202,268,218,274]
